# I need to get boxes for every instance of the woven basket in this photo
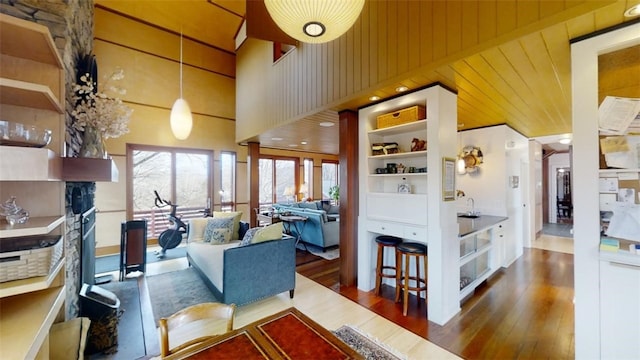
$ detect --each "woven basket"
[0,235,63,283]
[376,105,426,129]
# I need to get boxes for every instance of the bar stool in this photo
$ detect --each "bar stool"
[374,235,402,296]
[395,242,428,316]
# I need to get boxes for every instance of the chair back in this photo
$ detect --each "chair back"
[159,302,236,358]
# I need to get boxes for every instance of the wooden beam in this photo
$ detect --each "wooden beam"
[338,110,358,286]
[248,142,260,227]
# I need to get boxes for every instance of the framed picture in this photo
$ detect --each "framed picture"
[442,157,455,201]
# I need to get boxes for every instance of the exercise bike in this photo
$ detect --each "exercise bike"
[154,190,187,259]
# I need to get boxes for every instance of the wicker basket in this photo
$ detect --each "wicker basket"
[0,235,63,283]
[376,105,426,129]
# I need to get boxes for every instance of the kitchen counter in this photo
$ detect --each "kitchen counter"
[458,214,508,237]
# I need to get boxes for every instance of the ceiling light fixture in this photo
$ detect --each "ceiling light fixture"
[319,121,335,127]
[624,4,640,17]
[395,86,409,92]
[170,31,193,140]
[369,95,380,101]
[301,141,308,145]
[559,138,572,145]
[271,137,283,141]
[264,0,365,44]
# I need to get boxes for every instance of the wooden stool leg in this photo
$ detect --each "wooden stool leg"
[394,249,402,302]
[374,244,383,295]
[423,255,428,300]
[403,254,410,316]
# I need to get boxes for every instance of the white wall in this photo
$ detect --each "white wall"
[456,126,508,216]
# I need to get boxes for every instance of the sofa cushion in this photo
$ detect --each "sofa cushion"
[213,211,243,239]
[298,201,319,210]
[204,217,235,244]
[240,222,283,246]
[187,218,209,243]
[239,227,260,246]
[187,241,239,290]
[252,222,283,244]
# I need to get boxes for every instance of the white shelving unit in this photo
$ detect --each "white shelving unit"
[358,84,460,325]
[459,228,493,300]
[0,13,66,360]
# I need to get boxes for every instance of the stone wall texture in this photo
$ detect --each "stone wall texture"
[1,0,94,319]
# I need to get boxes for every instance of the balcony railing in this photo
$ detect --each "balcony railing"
[133,204,235,239]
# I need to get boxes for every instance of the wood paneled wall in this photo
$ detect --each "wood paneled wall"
[236,0,615,142]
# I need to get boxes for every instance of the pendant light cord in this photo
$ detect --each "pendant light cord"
[179,31,183,98]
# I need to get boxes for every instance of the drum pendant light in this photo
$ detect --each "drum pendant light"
[170,32,192,140]
[264,0,365,44]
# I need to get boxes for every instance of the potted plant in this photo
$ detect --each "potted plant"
[329,185,340,205]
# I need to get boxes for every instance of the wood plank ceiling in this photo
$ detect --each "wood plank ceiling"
[96,0,640,155]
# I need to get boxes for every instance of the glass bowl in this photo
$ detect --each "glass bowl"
[0,120,52,148]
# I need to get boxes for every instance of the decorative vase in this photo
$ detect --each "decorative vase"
[80,125,106,158]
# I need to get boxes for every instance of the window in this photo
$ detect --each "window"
[220,152,236,211]
[129,145,213,238]
[259,157,299,206]
[322,160,339,200]
[302,158,313,200]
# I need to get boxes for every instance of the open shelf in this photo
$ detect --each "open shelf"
[368,119,427,136]
[0,78,63,113]
[368,150,428,160]
[0,14,63,67]
[0,258,64,298]
[0,215,65,238]
[0,285,66,359]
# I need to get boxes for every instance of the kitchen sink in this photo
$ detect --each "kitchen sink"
[458,213,480,218]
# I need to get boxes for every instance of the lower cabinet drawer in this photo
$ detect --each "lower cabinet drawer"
[366,221,403,238]
[403,225,427,242]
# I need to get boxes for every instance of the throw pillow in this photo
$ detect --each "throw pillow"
[252,222,284,244]
[239,227,260,246]
[212,211,243,239]
[187,218,209,243]
[203,217,235,244]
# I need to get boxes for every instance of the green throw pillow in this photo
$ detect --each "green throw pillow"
[203,217,235,244]
[252,222,283,244]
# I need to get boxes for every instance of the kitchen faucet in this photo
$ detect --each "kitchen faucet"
[467,197,477,215]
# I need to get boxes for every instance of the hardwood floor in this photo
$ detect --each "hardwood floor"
[298,248,575,359]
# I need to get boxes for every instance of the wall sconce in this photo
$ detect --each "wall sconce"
[457,146,483,175]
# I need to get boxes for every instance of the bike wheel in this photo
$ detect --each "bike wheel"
[158,229,182,250]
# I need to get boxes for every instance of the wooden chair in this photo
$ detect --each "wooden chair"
[159,302,236,358]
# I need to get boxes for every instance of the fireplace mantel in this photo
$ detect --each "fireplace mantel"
[62,157,118,182]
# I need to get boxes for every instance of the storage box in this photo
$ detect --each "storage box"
[0,234,63,282]
[377,105,426,129]
[371,142,399,155]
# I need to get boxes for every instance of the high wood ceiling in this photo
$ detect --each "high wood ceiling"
[96,0,640,155]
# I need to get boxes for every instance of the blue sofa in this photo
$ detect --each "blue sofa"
[273,202,339,250]
[186,220,296,306]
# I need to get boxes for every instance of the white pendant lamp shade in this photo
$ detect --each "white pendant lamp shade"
[171,31,192,140]
[264,0,365,44]
[170,98,193,140]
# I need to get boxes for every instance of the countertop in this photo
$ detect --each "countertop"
[458,214,508,237]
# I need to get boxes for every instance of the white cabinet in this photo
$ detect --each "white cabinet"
[0,14,66,360]
[358,84,459,325]
[599,257,640,359]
